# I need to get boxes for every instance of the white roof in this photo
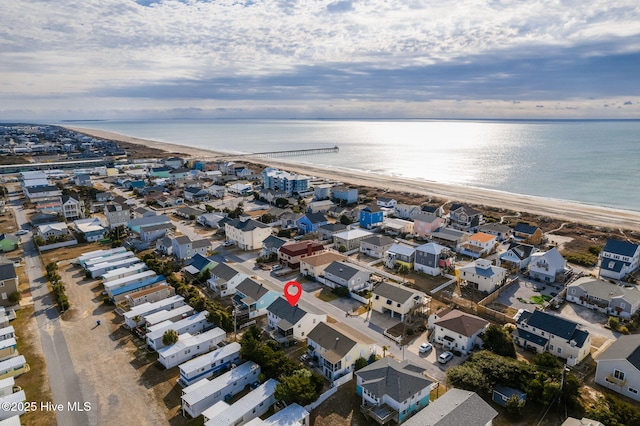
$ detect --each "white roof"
[260,403,309,426]
[333,228,374,240]
[147,311,209,341]
[76,247,126,263]
[204,379,279,426]
[0,376,14,392]
[387,243,415,257]
[531,247,566,269]
[37,222,68,233]
[0,415,21,426]
[101,263,148,281]
[182,361,261,407]
[0,338,16,351]
[0,325,15,338]
[124,295,185,320]
[0,390,26,419]
[84,250,135,267]
[144,305,195,326]
[74,218,105,233]
[103,270,157,290]
[0,355,26,371]
[180,342,241,375]
[158,328,226,360]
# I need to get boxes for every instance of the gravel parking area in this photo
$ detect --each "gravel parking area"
[496,278,564,312]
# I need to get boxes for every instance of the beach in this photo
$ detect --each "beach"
[67,126,640,232]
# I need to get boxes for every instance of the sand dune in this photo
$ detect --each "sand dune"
[66,126,640,231]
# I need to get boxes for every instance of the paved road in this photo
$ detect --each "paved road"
[11,196,90,426]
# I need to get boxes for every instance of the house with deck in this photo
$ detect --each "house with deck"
[333,228,374,251]
[529,248,566,283]
[413,212,442,238]
[460,232,498,258]
[266,297,326,344]
[360,235,395,259]
[178,342,241,387]
[448,204,484,232]
[357,357,435,425]
[431,228,471,251]
[598,239,640,280]
[433,309,489,355]
[207,263,248,297]
[260,235,287,258]
[278,241,326,268]
[73,217,107,242]
[458,259,507,293]
[158,328,226,369]
[61,194,85,220]
[296,212,328,234]
[171,235,212,261]
[594,335,640,403]
[385,243,416,269]
[414,242,453,276]
[224,219,272,250]
[371,282,427,321]
[360,205,385,229]
[566,277,640,319]
[513,222,543,245]
[498,243,536,270]
[381,218,414,235]
[479,223,513,242]
[323,261,371,291]
[394,203,421,220]
[332,186,358,204]
[300,251,347,279]
[233,279,279,319]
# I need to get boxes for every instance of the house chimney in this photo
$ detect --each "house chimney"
[307,242,313,256]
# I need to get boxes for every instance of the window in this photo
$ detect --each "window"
[614,370,626,381]
[375,295,379,300]
[549,345,554,350]
[386,300,392,305]
[557,348,562,354]
[629,387,638,394]
[397,303,401,308]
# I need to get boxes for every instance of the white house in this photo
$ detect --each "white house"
[104,202,130,230]
[178,342,241,388]
[202,379,279,425]
[360,235,395,259]
[77,246,127,267]
[224,219,272,250]
[102,263,148,282]
[376,197,397,209]
[595,335,640,403]
[181,361,261,418]
[61,194,85,220]
[599,239,640,280]
[566,277,640,319]
[529,248,567,283]
[73,217,106,242]
[498,243,536,270]
[146,312,212,351]
[36,222,69,239]
[299,251,347,279]
[139,222,174,243]
[433,309,489,355]
[371,282,427,322]
[171,235,212,261]
[394,203,421,220]
[197,212,226,228]
[515,309,591,366]
[144,305,195,328]
[158,328,226,369]
[266,297,327,344]
[125,285,175,307]
[332,228,374,251]
[457,259,507,293]
[123,295,186,329]
[460,232,498,258]
[207,263,248,297]
[245,403,309,426]
[307,321,377,381]
[323,261,371,291]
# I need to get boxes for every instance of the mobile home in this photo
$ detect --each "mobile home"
[144,305,195,329]
[123,295,186,329]
[203,378,279,425]
[103,270,158,293]
[101,263,148,282]
[178,342,241,387]
[0,338,17,362]
[76,246,127,267]
[0,326,14,341]
[125,285,175,307]
[158,328,227,369]
[147,312,212,352]
[108,277,166,303]
[87,255,140,278]
[83,249,134,269]
[0,355,28,380]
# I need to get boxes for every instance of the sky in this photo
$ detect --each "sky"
[2,0,640,120]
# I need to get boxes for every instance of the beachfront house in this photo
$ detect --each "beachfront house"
[513,222,544,245]
[207,263,248,297]
[595,335,640,403]
[376,197,397,209]
[431,227,471,251]
[359,235,395,259]
[432,309,489,355]
[300,251,347,279]
[224,219,272,250]
[413,212,442,238]
[266,297,327,344]
[414,242,453,276]
[566,276,640,319]
[598,239,640,280]
[498,242,536,270]
[448,204,484,232]
[394,203,421,220]
[514,309,591,366]
[307,321,377,382]
[357,357,435,425]
[385,243,416,269]
[479,223,513,242]
[278,241,326,268]
[457,259,508,293]
[359,205,385,229]
[323,261,371,291]
[529,248,567,283]
[332,186,358,204]
[371,282,427,321]
[261,167,309,196]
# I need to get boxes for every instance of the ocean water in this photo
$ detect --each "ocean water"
[57,119,640,211]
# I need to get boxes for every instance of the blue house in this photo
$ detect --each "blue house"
[359,205,384,229]
[233,278,279,319]
[492,386,526,408]
[128,180,147,191]
[356,357,435,424]
[296,212,328,234]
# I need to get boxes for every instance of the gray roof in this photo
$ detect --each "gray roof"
[211,263,240,281]
[361,235,395,248]
[227,218,270,231]
[504,242,535,260]
[403,389,497,426]
[174,235,191,245]
[236,278,271,304]
[373,282,418,304]
[192,239,211,249]
[262,235,287,250]
[307,322,358,362]
[413,212,440,223]
[432,228,469,241]
[304,212,328,224]
[514,222,540,235]
[129,215,170,228]
[139,223,173,233]
[324,261,366,280]
[266,297,308,329]
[356,357,432,402]
[27,185,60,193]
[596,335,640,371]
[0,263,17,281]
[176,206,205,217]
[450,204,482,216]
[387,243,416,257]
[318,223,347,233]
[570,277,640,305]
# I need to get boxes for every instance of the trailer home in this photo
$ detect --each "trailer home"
[0,326,14,341]
[203,378,279,426]
[87,256,140,278]
[0,355,28,380]
[144,305,195,329]
[0,338,17,362]
[125,285,175,307]
[77,246,127,267]
[158,328,227,369]
[147,311,212,352]
[101,263,149,282]
[178,342,241,387]
[108,277,166,303]
[83,250,134,269]
[123,295,185,329]
[181,361,261,418]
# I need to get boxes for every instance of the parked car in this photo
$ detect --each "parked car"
[16,230,29,236]
[419,343,433,354]
[222,240,234,247]
[271,264,283,271]
[438,351,454,364]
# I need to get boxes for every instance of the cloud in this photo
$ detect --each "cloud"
[624,101,632,105]
[326,0,354,12]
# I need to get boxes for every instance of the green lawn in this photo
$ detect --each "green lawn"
[530,294,553,305]
[315,288,339,302]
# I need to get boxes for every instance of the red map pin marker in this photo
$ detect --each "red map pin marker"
[284,281,302,307]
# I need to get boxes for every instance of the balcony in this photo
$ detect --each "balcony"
[361,402,398,425]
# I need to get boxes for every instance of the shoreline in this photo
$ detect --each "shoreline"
[65,126,640,232]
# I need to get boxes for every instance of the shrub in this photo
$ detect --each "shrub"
[8,291,21,304]
[333,286,349,298]
[505,395,525,417]
[354,357,368,371]
[608,316,620,329]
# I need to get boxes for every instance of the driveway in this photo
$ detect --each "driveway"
[496,277,563,312]
[558,303,619,340]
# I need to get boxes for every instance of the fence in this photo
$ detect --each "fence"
[304,372,353,412]
[383,329,402,344]
[37,239,79,252]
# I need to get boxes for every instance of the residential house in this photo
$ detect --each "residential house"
[61,194,85,220]
[197,212,226,228]
[247,403,309,426]
[171,235,212,261]
[514,309,591,366]
[164,157,184,169]
[458,259,507,293]
[258,188,288,205]
[307,321,377,381]
[184,187,210,202]
[0,355,28,380]
[566,277,640,319]
[402,389,498,426]
[313,183,333,201]
[360,235,395,259]
[125,285,175,307]
[125,180,146,191]
[207,263,248,297]
[529,248,566,283]
[280,212,303,229]
[420,204,444,217]
[460,232,498,258]
[133,206,157,219]
[139,222,174,243]
[448,204,484,232]
[202,379,279,426]
[433,309,489,355]
[414,242,454,276]
[376,197,397,209]
[498,243,536,270]
[371,282,427,321]
[169,167,191,184]
[318,223,348,241]
[225,219,272,250]
[300,251,347,279]
[128,214,171,234]
[333,228,374,251]
[260,235,287,258]
[183,253,217,277]
[158,328,226,369]
[36,222,69,239]
[412,212,442,238]
[385,243,416,269]
[323,261,371,291]
[104,202,130,230]
[513,222,543,245]
[35,196,62,214]
[357,357,435,425]
[594,335,640,403]
[599,239,640,280]
[306,200,334,215]
[123,295,187,329]
[175,206,205,220]
[0,264,18,306]
[278,241,326,268]
[394,203,421,220]
[157,196,185,208]
[227,183,253,196]
[73,218,107,242]
[233,278,280,319]
[24,185,62,201]
[0,235,19,253]
[96,192,115,203]
[205,184,226,198]
[359,205,385,229]
[479,223,513,242]
[156,236,173,255]
[332,186,358,204]
[30,212,59,226]
[149,166,172,178]
[178,342,241,388]
[382,218,414,236]
[296,212,328,234]
[266,297,327,344]
[431,228,471,251]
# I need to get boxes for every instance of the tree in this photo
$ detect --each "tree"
[482,324,516,358]
[397,264,410,276]
[354,357,368,371]
[532,352,562,370]
[275,198,289,208]
[8,291,21,304]
[505,395,525,417]
[382,345,389,358]
[259,213,276,224]
[275,369,323,406]
[338,244,347,253]
[205,204,214,213]
[162,329,179,346]
[608,316,620,330]
[339,214,352,225]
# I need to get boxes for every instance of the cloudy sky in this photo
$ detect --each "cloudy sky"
[2,0,640,119]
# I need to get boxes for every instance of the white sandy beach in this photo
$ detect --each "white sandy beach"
[67,126,640,231]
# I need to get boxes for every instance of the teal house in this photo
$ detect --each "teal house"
[356,357,435,424]
[149,166,171,178]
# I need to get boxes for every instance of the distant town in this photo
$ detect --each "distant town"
[1,123,639,426]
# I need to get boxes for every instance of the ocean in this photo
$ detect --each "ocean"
[56,119,640,212]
